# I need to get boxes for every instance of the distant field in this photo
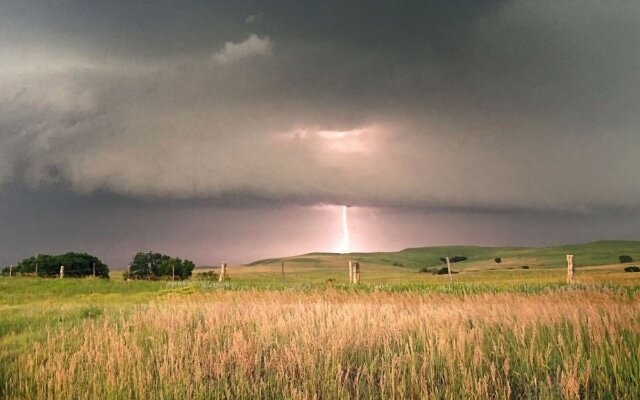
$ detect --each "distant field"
[2,240,640,399]
[202,240,640,286]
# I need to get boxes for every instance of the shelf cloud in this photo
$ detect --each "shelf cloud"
[2,0,639,212]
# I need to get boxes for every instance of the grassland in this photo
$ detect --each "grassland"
[2,240,640,399]
[228,240,640,286]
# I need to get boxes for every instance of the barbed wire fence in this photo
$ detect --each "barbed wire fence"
[1,254,584,285]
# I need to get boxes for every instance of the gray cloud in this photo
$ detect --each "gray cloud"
[212,34,272,65]
[0,0,639,214]
[245,14,262,24]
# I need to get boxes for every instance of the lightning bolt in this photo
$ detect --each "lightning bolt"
[339,205,350,253]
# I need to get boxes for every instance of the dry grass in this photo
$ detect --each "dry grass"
[5,289,640,399]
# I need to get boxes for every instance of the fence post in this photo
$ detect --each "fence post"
[566,254,575,284]
[35,263,38,277]
[172,262,175,281]
[9,265,12,277]
[219,262,227,282]
[353,262,360,284]
[60,265,64,279]
[446,257,452,282]
[348,260,353,283]
[93,262,96,278]
[281,260,285,283]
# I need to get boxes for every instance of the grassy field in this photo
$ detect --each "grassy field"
[218,240,640,286]
[2,240,640,399]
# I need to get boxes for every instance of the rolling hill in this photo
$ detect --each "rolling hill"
[247,240,640,271]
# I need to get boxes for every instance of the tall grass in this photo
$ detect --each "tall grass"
[4,290,639,399]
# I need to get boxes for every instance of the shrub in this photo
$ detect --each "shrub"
[521,265,530,269]
[194,271,218,280]
[494,257,502,264]
[624,266,640,273]
[619,255,633,263]
[418,267,430,273]
[434,267,459,275]
[439,256,467,264]
[435,267,449,275]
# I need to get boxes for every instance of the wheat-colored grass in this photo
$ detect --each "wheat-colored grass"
[4,289,639,399]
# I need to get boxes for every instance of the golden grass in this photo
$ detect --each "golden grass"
[5,289,640,399]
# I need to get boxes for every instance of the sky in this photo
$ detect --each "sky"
[1,1,640,267]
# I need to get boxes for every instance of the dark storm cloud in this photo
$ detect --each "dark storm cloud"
[4,184,640,267]
[1,0,640,212]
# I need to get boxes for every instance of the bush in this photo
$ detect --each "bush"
[128,251,195,280]
[194,271,218,280]
[494,257,502,264]
[434,267,459,275]
[435,267,449,275]
[619,255,633,263]
[439,256,467,264]
[2,253,109,278]
[624,266,640,273]
[418,267,430,273]
[521,265,530,269]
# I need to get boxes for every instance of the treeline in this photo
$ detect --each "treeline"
[1,253,109,278]
[2,251,197,280]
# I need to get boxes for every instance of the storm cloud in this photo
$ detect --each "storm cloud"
[2,0,640,211]
[1,1,639,265]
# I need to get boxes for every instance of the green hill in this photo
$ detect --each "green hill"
[247,240,640,271]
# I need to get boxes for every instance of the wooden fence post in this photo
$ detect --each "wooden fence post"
[353,262,360,284]
[348,260,353,283]
[8,265,12,277]
[219,262,227,282]
[446,257,452,282]
[93,262,96,278]
[281,260,285,283]
[566,254,575,284]
[35,263,38,277]
[60,265,64,279]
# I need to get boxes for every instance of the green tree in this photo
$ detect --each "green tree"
[128,252,195,280]
[619,255,633,263]
[2,252,109,278]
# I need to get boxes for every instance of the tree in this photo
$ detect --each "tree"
[1,252,109,278]
[129,252,153,278]
[619,255,633,263]
[128,252,195,280]
[175,259,195,279]
[494,257,502,264]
